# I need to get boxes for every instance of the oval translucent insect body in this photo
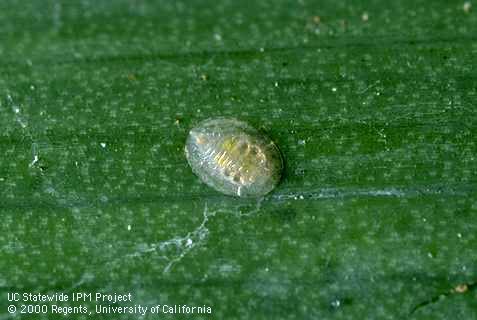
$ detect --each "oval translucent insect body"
[185,117,283,197]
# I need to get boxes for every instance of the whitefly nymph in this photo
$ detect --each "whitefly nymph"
[185,117,283,197]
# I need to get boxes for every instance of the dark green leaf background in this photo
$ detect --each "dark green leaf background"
[1,0,476,319]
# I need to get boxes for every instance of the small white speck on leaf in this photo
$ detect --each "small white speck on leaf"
[454,284,468,293]
[362,12,369,21]
[100,142,106,148]
[463,1,471,12]
[331,300,341,308]
[332,87,337,92]
[29,155,39,168]
[127,225,131,231]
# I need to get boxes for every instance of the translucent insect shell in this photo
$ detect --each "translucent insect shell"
[185,117,283,197]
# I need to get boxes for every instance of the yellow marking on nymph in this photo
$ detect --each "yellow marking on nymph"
[214,137,267,186]
[213,150,224,163]
[195,134,206,145]
[221,138,236,153]
[217,151,228,167]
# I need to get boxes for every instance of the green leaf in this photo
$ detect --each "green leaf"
[1,0,476,319]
